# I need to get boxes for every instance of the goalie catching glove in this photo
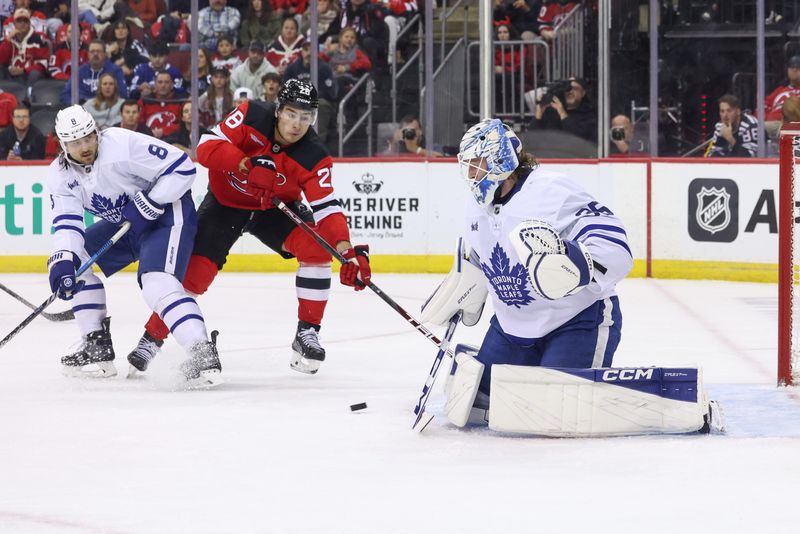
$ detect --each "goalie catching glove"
[509,220,593,300]
[340,245,371,290]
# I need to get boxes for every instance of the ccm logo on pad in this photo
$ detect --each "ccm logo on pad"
[602,369,654,381]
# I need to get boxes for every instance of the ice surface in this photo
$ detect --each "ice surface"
[0,274,797,533]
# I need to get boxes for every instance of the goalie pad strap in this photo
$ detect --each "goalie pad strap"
[488,366,708,437]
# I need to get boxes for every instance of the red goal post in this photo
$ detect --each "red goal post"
[779,122,800,386]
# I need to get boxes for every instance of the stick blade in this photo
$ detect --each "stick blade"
[412,411,435,433]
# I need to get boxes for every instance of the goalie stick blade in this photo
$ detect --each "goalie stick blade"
[412,411,435,433]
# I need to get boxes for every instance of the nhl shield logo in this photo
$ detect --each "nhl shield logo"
[687,178,739,242]
[695,186,730,233]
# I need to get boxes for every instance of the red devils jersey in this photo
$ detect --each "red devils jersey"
[139,98,183,137]
[196,100,349,244]
[538,1,578,32]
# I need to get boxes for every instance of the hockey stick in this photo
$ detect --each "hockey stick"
[0,222,130,350]
[272,197,453,353]
[412,311,461,433]
[0,283,75,322]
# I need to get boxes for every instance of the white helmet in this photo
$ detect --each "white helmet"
[457,118,522,207]
[55,105,98,153]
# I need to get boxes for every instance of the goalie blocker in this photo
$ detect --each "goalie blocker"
[444,346,725,437]
[421,237,488,327]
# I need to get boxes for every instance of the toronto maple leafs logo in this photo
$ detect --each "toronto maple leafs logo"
[480,243,533,308]
[353,173,383,194]
[89,193,130,223]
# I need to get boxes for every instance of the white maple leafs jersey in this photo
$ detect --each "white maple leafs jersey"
[47,127,197,257]
[464,166,634,339]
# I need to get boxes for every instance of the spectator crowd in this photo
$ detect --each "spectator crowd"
[0,1,797,159]
[0,0,421,159]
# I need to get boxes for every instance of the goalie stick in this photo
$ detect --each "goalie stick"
[0,283,75,322]
[272,197,453,355]
[412,311,461,433]
[0,222,130,350]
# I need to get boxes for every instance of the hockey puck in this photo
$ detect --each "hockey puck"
[350,402,368,412]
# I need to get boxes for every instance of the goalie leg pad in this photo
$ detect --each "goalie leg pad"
[445,345,485,427]
[488,366,712,437]
[421,238,488,327]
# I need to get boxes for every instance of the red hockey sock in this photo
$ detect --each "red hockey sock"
[183,255,219,296]
[145,312,170,342]
[298,298,327,326]
[143,255,220,341]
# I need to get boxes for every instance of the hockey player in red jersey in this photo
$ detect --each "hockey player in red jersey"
[127,79,371,375]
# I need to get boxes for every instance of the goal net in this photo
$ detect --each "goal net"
[779,123,800,386]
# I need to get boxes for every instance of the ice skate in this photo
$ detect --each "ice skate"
[290,320,325,375]
[61,317,117,378]
[180,331,223,388]
[126,331,164,377]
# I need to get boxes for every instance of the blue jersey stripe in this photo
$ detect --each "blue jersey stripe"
[158,152,190,179]
[53,214,84,224]
[585,233,633,257]
[175,168,197,176]
[573,224,627,241]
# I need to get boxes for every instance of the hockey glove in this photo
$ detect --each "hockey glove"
[509,220,593,300]
[48,250,84,300]
[244,155,278,204]
[122,191,165,237]
[340,245,371,291]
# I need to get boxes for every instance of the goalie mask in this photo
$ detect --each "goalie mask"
[457,119,522,207]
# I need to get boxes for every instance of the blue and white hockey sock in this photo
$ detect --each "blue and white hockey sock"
[72,271,106,336]
[141,272,208,349]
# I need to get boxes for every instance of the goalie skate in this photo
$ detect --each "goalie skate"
[126,331,164,377]
[61,317,117,378]
[290,320,325,374]
[180,331,223,388]
[700,400,727,434]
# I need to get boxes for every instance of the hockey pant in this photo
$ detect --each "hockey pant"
[476,297,622,394]
[81,192,208,347]
[144,192,333,342]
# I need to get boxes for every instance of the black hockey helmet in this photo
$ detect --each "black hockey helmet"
[278,79,319,110]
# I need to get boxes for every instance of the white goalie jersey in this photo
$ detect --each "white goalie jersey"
[47,127,197,257]
[463,166,634,339]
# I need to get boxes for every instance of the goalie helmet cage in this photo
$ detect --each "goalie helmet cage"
[779,123,800,386]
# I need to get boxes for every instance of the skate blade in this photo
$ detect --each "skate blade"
[62,361,118,379]
[185,369,224,389]
[290,352,321,375]
[126,364,146,379]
